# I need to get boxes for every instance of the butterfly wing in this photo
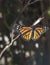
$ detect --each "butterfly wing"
[22,30,32,40]
[32,27,48,41]
[19,27,32,40]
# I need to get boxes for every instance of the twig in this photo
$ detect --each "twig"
[0,29,32,58]
[32,17,44,26]
[13,0,40,24]
[0,34,20,58]
[3,0,40,30]
[29,0,40,5]
[14,0,31,24]
[0,28,32,58]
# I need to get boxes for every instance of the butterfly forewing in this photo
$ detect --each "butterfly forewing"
[35,27,44,34]
[19,27,32,34]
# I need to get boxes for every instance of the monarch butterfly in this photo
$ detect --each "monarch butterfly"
[13,17,49,41]
[19,26,49,41]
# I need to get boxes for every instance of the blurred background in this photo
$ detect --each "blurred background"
[0,0,50,65]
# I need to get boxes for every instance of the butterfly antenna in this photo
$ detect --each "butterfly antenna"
[32,17,44,27]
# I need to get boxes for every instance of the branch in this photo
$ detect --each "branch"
[13,0,31,24]
[32,17,44,26]
[0,17,44,58]
[29,0,40,5]
[0,29,32,58]
[0,34,20,58]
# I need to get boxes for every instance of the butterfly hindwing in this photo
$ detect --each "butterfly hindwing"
[22,30,32,40]
[32,30,40,40]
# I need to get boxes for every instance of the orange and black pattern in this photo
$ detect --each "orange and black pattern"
[18,26,48,41]
[19,27,33,40]
[32,27,44,40]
